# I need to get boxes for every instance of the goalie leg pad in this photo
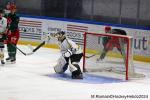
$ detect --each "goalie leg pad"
[54,56,68,74]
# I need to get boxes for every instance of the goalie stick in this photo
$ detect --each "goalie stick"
[26,32,54,55]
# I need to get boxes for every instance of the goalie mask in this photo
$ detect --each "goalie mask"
[55,31,66,42]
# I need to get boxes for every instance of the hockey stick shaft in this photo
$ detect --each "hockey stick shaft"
[11,44,26,56]
[32,41,45,52]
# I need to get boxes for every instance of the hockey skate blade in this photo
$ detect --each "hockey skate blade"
[5,61,16,64]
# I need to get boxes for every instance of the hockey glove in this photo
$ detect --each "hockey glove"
[3,40,8,44]
[11,37,17,44]
[63,49,72,58]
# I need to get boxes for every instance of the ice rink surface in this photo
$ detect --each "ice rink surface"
[0,45,150,100]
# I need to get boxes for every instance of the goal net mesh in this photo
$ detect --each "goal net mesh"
[83,32,144,80]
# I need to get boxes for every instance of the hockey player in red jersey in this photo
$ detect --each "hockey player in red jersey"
[6,4,20,63]
[97,26,127,62]
[53,31,83,79]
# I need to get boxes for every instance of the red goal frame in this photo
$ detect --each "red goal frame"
[83,32,132,80]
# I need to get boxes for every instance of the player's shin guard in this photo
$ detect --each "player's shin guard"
[97,49,108,61]
[0,49,5,65]
[97,51,106,61]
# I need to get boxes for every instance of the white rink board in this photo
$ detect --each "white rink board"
[19,16,150,59]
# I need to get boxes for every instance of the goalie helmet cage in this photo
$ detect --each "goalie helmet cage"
[83,32,144,80]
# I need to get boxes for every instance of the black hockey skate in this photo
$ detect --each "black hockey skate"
[6,57,16,63]
[1,60,5,65]
[10,58,16,64]
[6,57,11,62]
[71,70,83,79]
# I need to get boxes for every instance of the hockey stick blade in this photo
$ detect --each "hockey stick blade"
[26,52,34,55]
